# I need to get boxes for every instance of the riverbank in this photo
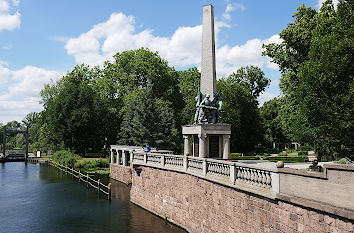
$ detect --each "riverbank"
[28,156,110,175]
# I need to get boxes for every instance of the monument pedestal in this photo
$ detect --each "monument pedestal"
[182,124,231,159]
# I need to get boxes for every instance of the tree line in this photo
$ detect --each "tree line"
[1,0,352,161]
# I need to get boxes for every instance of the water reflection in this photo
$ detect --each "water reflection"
[0,162,186,233]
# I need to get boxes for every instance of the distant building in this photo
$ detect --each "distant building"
[272,142,300,150]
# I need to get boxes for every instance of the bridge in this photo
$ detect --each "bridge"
[0,149,27,162]
[109,145,354,233]
[1,126,29,163]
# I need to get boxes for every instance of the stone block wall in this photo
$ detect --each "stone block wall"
[130,166,354,233]
[110,163,132,184]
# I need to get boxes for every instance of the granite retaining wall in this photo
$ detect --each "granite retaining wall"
[129,166,354,233]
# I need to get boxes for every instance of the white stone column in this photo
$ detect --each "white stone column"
[116,150,121,165]
[122,150,127,166]
[183,135,190,156]
[199,134,206,158]
[129,151,133,163]
[223,135,230,159]
[110,150,114,164]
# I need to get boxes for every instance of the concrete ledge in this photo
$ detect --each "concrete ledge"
[277,167,327,179]
[277,193,354,220]
[324,163,354,171]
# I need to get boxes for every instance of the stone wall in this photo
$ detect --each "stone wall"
[130,166,354,233]
[110,163,132,184]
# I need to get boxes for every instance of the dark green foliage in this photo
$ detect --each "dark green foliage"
[260,98,289,147]
[177,67,200,125]
[43,65,107,155]
[119,84,179,152]
[52,150,77,167]
[218,66,270,153]
[230,155,263,160]
[264,156,308,163]
[75,158,110,171]
[263,0,354,160]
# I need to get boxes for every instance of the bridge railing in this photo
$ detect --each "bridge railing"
[128,152,278,199]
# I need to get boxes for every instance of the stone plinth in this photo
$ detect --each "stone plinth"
[182,124,231,159]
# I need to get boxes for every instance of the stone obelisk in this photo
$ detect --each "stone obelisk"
[200,4,217,98]
[182,4,231,160]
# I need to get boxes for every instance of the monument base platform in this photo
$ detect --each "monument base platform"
[182,124,231,159]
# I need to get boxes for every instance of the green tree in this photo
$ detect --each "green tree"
[263,0,354,160]
[177,67,200,125]
[103,48,183,125]
[119,84,179,152]
[218,66,270,153]
[43,65,107,155]
[260,98,289,147]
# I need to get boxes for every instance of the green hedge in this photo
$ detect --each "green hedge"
[264,156,308,163]
[75,158,109,171]
[52,150,77,167]
[230,155,263,160]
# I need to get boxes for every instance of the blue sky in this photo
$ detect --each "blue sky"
[0,0,329,124]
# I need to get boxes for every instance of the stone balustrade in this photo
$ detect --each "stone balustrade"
[111,148,278,199]
[110,145,354,221]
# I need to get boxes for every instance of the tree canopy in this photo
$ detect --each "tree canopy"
[263,0,354,160]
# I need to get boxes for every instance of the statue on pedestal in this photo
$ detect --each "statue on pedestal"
[194,92,223,124]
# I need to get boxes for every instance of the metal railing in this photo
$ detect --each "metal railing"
[49,160,112,200]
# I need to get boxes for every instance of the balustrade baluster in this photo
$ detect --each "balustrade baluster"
[266,172,271,187]
[250,169,254,184]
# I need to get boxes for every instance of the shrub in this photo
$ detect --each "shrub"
[298,151,308,156]
[52,150,77,167]
[334,158,348,164]
[230,155,263,160]
[264,156,308,163]
[297,145,314,151]
[74,158,110,171]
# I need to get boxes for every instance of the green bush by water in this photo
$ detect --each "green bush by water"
[52,150,77,167]
[74,158,110,173]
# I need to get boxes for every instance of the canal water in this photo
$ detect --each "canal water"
[0,162,186,233]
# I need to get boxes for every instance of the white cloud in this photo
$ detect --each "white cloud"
[0,61,10,84]
[49,35,70,43]
[258,91,278,106]
[0,63,63,124]
[223,3,246,21]
[0,0,9,12]
[2,44,12,50]
[8,65,63,97]
[12,0,19,7]
[317,0,339,9]
[226,3,246,12]
[216,34,282,77]
[0,0,21,32]
[64,12,280,79]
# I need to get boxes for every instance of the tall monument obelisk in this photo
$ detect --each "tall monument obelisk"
[200,5,217,98]
[182,4,231,160]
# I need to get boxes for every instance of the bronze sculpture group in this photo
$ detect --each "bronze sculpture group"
[194,92,223,124]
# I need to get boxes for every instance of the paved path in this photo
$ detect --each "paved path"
[238,160,334,170]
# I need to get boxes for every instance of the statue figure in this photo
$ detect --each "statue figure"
[213,93,223,123]
[194,92,223,124]
[193,91,202,124]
